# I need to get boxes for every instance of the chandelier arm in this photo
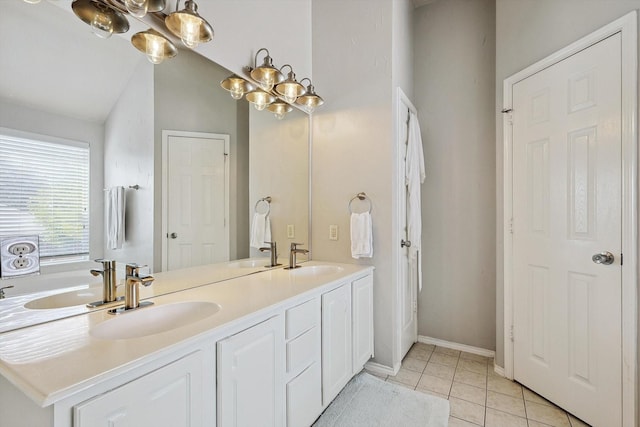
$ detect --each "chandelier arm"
[254,48,270,68]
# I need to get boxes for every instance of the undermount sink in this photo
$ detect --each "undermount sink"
[289,265,345,277]
[227,259,267,268]
[24,287,104,310]
[90,301,221,340]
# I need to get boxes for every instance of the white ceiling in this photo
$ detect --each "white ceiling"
[0,0,142,123]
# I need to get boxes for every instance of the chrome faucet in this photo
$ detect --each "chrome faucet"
[87,259,122,308]
[259,241,281,267]
[286,243,309,270]
[109,263,154,314]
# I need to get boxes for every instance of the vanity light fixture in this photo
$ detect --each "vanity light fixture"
[296,78,324,113]
[267,100,293,120]
[165,0,213,49]
[220,75,255,100]
[246,89,276,111]
[275,65,305,104]
[131,28,177,64]
[250,48,284,92]
[72,0,130,39]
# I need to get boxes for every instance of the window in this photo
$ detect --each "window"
[0,130,90,263]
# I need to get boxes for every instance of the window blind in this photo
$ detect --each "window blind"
[0,133,90,261]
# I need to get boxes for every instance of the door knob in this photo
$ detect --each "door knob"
[169,232,178,239]
[592,251,614,265]
[401,239,411,248]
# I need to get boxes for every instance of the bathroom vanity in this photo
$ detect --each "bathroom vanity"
[0,261,374,427]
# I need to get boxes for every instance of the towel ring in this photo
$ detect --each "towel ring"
[348,192,372,214]
[255,196,272,216]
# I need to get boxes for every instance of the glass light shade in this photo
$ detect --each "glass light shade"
[124,0,148,18]
[221,75,254,100]
[91,11,113,39]
[296,83,324,113]
[267,101,293,120]
[131,29,177,65]
[275,71,305,104]
[165,0,213,49]
[246,90,276,111]
[250,54,284,92]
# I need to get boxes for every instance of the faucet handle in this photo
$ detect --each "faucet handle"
[94,259,115,270]
[126,263,147,277]
[291,242,304,249]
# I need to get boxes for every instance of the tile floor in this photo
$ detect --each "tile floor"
[365,343,592,427]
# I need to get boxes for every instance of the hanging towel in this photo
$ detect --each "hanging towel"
[107,186,125,250]
[350,212,373,259]
[250,212,272,249]
[406,111,426,290]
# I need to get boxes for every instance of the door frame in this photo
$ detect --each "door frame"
[502,11,637,426]
[161,129,230,271]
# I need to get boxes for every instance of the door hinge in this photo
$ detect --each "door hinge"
[502,108,514,125]
[510,324,514,342]
[508,218,514,234]
[621,253,623,266]
[413,300,418,313]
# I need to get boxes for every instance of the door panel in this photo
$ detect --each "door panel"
[512,34,622,427]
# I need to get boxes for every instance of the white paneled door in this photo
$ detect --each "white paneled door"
[512,34,622,426]
[165,131,230,270]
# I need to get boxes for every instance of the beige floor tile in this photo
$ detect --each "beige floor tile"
[430,352,460,368]
[486,391,525,418]
[386,378,416,390]
[528,421,556,427]
[434,346,462,357]
[414,387,449,401]
[407,345,432,361]
[448,416,482,427]
[458,359,488,374]
[522,387,553,406]
[525,401,571,427]
[484,408,527,427]
[414,342,436,352]
[568,414,591,427]
[460,351,491,364]
[386,367,421,388]
[401,356,427,373]
[486,376,522,398]
[449,397,485,426]
[416,373,453,395]
[450,382,486,406]
[423,361,456,380]
[454,368,487,389]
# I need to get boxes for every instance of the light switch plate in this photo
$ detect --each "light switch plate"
[0,235,40,279]
[329,225,338,240]
[287,224,295,239]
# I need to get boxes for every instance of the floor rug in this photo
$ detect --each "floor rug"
[313,372,450,427]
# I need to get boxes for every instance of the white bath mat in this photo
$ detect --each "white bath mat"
[313,372,450,427]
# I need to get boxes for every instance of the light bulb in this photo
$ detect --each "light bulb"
[254,100,268,111]
[180,15,201,49]
[275,112,286,120]
[283,92,297,104]
[230,86,244,100]
[91,12,113,39]
[124,0,148,18]
[146,38,164,64]
[259,77,274,92]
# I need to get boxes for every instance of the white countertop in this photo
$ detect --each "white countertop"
[0,261,373,407]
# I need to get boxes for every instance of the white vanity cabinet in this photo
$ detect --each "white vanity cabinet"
[73,350,210,427]
[352,274,374,373]
[217,315,285,427]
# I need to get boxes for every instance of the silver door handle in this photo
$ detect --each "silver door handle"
[592,252,614,265]
[169,232,178,239]
[401,239,411,248]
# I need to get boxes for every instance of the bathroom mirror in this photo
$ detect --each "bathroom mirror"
[0,1,309,323]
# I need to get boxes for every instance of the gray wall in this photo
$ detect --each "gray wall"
[495,0,640,368]
[414,0,497,351]
[153,49,250,270]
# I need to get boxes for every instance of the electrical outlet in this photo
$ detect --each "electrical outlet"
[287,224,295,239]
[12,257,30,269]
[9,242,36,256]
[0,235,40,278]
[329,225,338,240]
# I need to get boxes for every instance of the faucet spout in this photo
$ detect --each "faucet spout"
[87,259,119,308]
[259,241,280,267]
[286,243,309,270]
[123,263,154,311]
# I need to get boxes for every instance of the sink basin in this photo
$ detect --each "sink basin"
[289,265,344,277]
[227,259,267,268]
[90,301,221,340]
[25,287,103,309]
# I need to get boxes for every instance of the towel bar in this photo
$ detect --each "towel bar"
[348,192,372,214]
[254,196,272,216]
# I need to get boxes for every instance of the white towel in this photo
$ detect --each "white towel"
[406,111,426,290]
[250,212,272,249]
[350,212,373,259]
[107,186,125,250]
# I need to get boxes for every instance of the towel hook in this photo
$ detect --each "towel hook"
[348,192,372,214]
[255,196,272,216]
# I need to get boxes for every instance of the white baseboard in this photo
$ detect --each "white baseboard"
[364,360,401,377]
[418,335,496,358]
[493,363,505,377]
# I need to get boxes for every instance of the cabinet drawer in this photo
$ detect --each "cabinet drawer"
[286,362,322,427]
[287,326,318,375]
[285,298,318,340]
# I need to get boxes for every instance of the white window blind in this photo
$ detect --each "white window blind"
[0,132,90,261]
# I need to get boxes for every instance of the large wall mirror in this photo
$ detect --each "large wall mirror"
[0,1,310,298]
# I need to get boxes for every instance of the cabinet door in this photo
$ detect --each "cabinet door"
[321,285,352,405]
[74,351,208,427]
[352,274,374,372]
[286,362,321,427]
[217,316,284,427]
